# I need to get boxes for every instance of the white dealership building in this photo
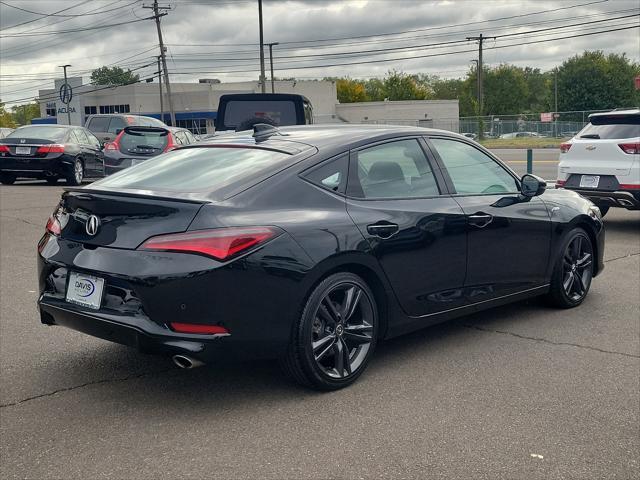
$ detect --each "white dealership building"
[37,78,459,133]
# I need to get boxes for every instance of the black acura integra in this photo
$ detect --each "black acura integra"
[37,125,605,390]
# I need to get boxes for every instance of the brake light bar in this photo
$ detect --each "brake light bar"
[169,322,229,335]
[618,142,640,154]
[138,226,281,261]
[559,143,572,153]
[36,144,65,154]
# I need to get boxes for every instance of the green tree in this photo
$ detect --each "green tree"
[382,70,428,101]
[0,101,16,128]
[523,67,552,113]
[557,51,640,115]
[90,66,140,85]
[364,78,386,101]
[11,102,40,126]
[336,78,367,103]
[482,64,529,115]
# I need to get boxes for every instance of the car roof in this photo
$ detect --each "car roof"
[589,108,640,119]
[198,124,460,153]
[16,124,74,129]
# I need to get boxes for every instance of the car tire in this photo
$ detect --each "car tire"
[281,272,379,391]
[45,177,58,185]
[0,173,16,185]
[66,159,84,186]
[546,227,594,308]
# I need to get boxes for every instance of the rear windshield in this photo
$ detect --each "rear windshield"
[580,114,640,139]
[119,130,169,151]
[224,100,297,128]
[6,126,67,141]
[93,147,291,192]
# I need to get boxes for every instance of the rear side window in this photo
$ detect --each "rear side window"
[87,117,110,132]
[224,100,297,127]
[94,147,291,192]
[349,139,440,199]
[580,114,640,139]
[303,154,348,194]
[119,130,169,151]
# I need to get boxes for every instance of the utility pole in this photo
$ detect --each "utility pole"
[466,34,495,139]
[144,0,175,126]
[157,56,164,123]
[258,0,266,93]
[59,64,71,125]
[267,42,279,93]
[554,68,558,138]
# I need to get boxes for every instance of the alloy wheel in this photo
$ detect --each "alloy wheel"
[562,234,593,302]
[311,282,375,379]
[74,160,84,184]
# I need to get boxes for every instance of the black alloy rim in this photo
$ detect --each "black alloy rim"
[562,234,593,301]
[311,282,375,379]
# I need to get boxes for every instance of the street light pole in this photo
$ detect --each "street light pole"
[267,42,279,93]
[258,0,266,93]
[59,64,71,125]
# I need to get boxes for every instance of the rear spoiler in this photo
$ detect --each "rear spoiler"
[63,187,208,204]
[123,126,169,135]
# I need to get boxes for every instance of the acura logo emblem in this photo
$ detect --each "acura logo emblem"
[86,215,100,236]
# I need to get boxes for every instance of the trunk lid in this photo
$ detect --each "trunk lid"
[561,137,636,176]
[58,190,205,249]
[1,138,59,157]
[118,127,169,157]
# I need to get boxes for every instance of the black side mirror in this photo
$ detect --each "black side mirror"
[520,174,546,197]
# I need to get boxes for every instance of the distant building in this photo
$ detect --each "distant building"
[36,78,459,134]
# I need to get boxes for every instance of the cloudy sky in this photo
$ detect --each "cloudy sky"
[1,0,638,106]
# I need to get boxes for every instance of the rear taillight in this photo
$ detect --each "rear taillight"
[45,214,61,236]
[103,142,118,151]
[0,145,9,153]
[555,180,566,188]
[36,144,65,154]
[169,322,230,335]
[163,133,176,152]
[138,226,280,261]
[618,142,640,154]
[560,143,572,153]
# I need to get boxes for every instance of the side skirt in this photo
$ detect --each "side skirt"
[385,284,550,339]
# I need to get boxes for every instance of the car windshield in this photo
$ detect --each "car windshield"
[93,146,292,192]
[224,100,297,127]
[119,130,169,150]
[579,114,640,139]
[6,126,67,141]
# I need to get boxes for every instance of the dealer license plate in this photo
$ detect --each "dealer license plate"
[15,146,31,155]
[579,175,600,188]
[66,272,105,310]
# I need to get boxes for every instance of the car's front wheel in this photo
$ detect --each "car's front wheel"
[281,272,378,390]
[547,227,594,308]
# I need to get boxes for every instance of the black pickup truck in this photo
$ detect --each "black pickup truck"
[214,93,314,132]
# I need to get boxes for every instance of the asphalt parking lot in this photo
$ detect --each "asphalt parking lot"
[1,182,638,479]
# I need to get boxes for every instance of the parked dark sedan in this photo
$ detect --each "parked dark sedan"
[0,125,103,185]
[37,125,605,390]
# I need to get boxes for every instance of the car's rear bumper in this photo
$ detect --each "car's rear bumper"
[561,187,640,209]
[38,298,236,361]
[0,156,72,178]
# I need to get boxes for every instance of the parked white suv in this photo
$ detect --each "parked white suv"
[556,109,639,217]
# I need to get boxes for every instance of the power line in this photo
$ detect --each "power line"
[0,0,89,31]
[0,0,140,18]
[0,15,155,38]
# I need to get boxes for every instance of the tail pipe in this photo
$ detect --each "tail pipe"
[172,354,205,369]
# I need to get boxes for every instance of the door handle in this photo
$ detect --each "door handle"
[468,212,493,228]
[367,222,399,239]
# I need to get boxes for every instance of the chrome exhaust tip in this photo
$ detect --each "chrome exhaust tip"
[172,354,204,369]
